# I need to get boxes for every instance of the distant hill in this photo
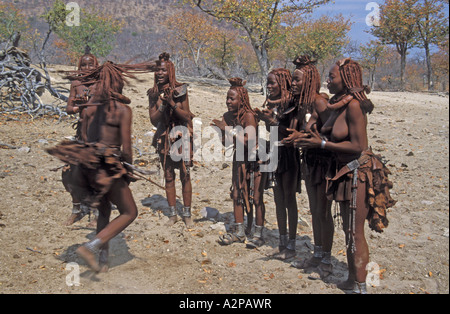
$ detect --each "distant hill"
[6,0,176,33]
[3,0,184,62]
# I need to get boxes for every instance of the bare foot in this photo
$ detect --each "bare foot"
[99,248,109,273]
[165,216,178,227]
[64,213,85,226]
[273,248,296,260]
[183,217,194,229]
[291,256,322,269]
[76,245,101,273]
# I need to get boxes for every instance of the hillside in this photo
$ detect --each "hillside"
[7,0,177,32]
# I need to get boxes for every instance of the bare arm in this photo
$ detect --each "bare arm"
[66,82,78,115]
[297,100,368,155]
[120,106,133,165]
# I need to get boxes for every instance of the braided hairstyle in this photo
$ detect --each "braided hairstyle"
[154,52,183,90]
[266,68,292,112]
[66,60,154,105]
[292,55,321,115]
[336,58,374,114]
[228,78,255,125]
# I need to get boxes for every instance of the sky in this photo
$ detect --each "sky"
[311,0,381,44]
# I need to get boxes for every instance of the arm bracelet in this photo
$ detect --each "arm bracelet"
[158,104,167,112]
[321,140,327,149]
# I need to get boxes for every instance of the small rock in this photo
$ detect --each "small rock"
[200,207,220,220]
[210,222,226,232]
[298,217,310,228]
[443,228,449,238]
[18,146,31,154]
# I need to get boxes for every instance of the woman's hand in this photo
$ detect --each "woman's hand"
[254,107,275,123]
[294,124,322,149]
[282,128,309,146]
[211,119,227,132]
[161,89,176,109]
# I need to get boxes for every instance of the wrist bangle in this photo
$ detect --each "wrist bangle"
[158,104,166,112]
[321,140,327,149]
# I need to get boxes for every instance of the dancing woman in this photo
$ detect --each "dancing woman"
[296,58,396,293]
[48,61,155,272]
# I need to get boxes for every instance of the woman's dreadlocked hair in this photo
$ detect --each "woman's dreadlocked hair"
[337,58,374,115]
[228,78,255,125]
[292,55,321,115]
[155,52,183,89]
[66,60,155,105]
[265,68,292,112]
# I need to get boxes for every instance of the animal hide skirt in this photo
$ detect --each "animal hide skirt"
[47,140,133,208]
[326,148,397,233]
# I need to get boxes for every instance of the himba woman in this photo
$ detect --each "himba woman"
[212,78,267,247]
[62,46,100,226]
[48,60,156,273]
[254,68,301,259]
[296,58,396,294]
[283,56,335,279]
[148,53,195,228]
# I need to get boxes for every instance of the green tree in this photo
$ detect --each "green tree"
[186,0,331,92]
[370,0,420,90]
[54,6,124,60]
[284,13,352,63]
[0,2,31,46]
[359,40,386,90]
[415,0,449,90]
[40,0,68,60]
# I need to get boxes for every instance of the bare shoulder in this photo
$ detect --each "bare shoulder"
[242,111,257,127]
[314,94,329,112]
[346,99,365,120]
[116,103,133,119]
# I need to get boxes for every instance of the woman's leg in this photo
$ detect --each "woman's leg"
[180,165,194,228]
[164,165,178,226]
[339,180,370,291]
[77,179,138,272]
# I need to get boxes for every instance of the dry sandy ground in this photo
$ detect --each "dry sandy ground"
[0,68,448,295]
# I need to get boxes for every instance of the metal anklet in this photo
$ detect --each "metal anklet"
[168,206,177,217]
[313,245,323,259]
[84,238,102,253]
[322,251,332,265]
[181,206,192,218]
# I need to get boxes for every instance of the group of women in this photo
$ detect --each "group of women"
[47,49,396,294]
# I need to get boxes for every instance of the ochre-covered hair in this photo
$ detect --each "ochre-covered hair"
[66,60,155,105]
[265,68,292,111]
[336,58,374,114]
[228,77,255,125]
[154,52,183,90]
[292,55,321,115]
